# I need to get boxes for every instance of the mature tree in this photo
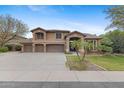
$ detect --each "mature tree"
[105,6,124,30]
[0,15,29,47]
[70,39,92,61]
[105,30,124,53]
[97,36,113,54]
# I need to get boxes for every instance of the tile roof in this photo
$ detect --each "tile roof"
[30,27,101,41]
[65,31,101,39]
[82,33,101,39]
[31,27,70,33]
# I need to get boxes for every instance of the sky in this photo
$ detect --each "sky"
[0,5,112,38]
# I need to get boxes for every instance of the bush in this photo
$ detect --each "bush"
[0,47,9,52]
[5,44,22,51]
[15,45,21,51]
[5,45,12,51]
[97,45,113,54]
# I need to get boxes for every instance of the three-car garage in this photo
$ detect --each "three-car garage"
[23,44,64,52]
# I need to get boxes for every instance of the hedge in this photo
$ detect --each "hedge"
[0,47,9,52]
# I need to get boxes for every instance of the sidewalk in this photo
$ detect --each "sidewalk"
[0,71,124,82]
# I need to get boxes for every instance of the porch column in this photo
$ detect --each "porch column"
[32,44,35,52]
[21,44,24,52]
[66,38,69,52]
[96,40,98,48]
[81,37,84,52]
[44,44,46,52]
[93,40,95,50]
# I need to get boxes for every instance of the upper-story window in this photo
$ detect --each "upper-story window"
[35,32,44,39]
[56,32,62,39]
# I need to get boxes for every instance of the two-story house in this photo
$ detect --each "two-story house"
[20,27,101,52]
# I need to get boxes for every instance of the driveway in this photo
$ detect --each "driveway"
[0,52,124,85]
[0,52,68,71]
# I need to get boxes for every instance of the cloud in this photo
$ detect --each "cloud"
[26,18,106,38]
[27,5,42,11]
[66,21,106,35]
[27,5,58,14]
[43,19,106,35]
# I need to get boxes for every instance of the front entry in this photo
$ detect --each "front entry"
[69,37,80,52]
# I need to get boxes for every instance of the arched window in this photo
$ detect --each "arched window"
[35,32,44,39]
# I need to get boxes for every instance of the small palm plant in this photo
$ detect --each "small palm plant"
[70,39,92,61]
[82,41,92,60]
[70,39,83,61]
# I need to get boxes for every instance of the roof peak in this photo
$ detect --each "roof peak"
[31,27,70,32]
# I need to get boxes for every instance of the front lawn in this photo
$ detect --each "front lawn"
[65,55,86,70]
[87,55,124,71]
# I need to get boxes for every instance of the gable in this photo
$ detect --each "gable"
[66,31,85,38]
[31,27,46,33]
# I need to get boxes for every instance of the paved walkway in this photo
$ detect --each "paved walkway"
[0,71,124,87]
[0,71,123,82]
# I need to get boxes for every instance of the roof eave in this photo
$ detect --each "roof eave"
[31,27,46,32]
[84,37,102,40]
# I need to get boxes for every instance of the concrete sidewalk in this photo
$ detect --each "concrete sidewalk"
[0,71,124,82]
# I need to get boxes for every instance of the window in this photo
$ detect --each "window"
[36,33,44,39]
[56,32,62,39]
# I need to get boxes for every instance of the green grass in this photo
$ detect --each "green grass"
[87,55,124,71]
[65,54,86,71]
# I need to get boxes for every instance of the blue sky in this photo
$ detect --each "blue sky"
[0,5,111,38]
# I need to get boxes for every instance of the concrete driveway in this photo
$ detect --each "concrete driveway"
[0,52,124,85]
[0,52,68,71]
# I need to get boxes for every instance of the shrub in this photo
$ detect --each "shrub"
[0,47,9,52]
[97,45,113,54]
[97,36,113,54]
[15,45,21,51]
[5,44,12,51]
[5,44,22,51]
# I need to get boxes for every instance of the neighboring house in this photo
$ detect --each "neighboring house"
[7,35,27,51]
[21,27,101,52]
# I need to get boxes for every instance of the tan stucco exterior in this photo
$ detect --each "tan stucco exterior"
[65,32,85,52]
[21,27,101,52]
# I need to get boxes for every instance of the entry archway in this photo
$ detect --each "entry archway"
[69,37,81,52]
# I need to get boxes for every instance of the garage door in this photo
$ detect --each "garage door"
[46,44,64,52]
[24,44,32,52]
[35,44,44,52]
